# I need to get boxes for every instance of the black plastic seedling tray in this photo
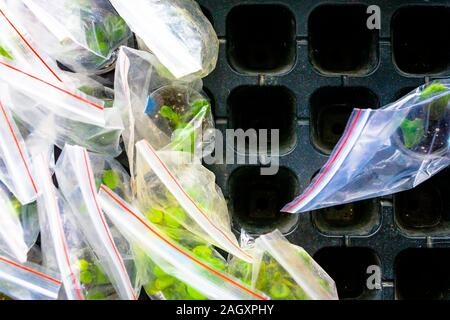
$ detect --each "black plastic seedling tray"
[196,0,450,300]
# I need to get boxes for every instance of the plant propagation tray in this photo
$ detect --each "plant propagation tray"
[194,0,450,300]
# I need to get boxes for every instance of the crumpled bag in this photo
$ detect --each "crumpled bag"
[35,151,123,300]
[0,180,38,263]
[98,185,268,300]
[6,0,132,74]
[114,46,214,176]
[228,230,338,300]
[0,254,62,300]
[53,145,138,300]
[0,62,124,156]
[109,0,218,79]
[135,140,253,263]
[283,80,450,213]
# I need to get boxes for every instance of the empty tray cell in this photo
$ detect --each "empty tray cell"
[394,169,450,236]
[309,4,379,75]
[226,4,296,74]
[229,86,297,154]
[314,247,381,300]
[310,87,379,154]
[395,249,450,300]
[312,199,380,236]
[228,166,299,235]
[392,6,450,75]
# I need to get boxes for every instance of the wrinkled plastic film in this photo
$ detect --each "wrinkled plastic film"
[0,3,63,83]
[34,152,85,300]
[98,185,268,300]
[0,74,123,156]
[0,61,105,126]
[114,47,212,176]
[283,80,450,213]
[0,95,37,205]
[255,231,338,300]
[135,140,252,263]
[55,145,137,300]
[109,0,218,79]
[7,0,132,74]
[0,182,28,262]
[0,255,61,300]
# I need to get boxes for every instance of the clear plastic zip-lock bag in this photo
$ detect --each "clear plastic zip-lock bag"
[98,185,269,300]
[109,0,218,79]
[6,0,132,74]
[55,145,138,300]
[35,150,133,300]
[0,255,62,300]
[283,80,450,213]
[135,140,253,263]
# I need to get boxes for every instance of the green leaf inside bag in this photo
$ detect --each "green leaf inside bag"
[400,118,425,149]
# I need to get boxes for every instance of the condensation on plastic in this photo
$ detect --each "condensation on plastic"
[98,185,269,300]
[109,0,218,79]
[55,145,138,300]
[135,140,253,263]
[0,3,63,83]
[0,93,37,205]
[283,80,450,213]
[114,46,214,176]
[0,255,62,300]
[6,0,132,74]
[253,230,338,300]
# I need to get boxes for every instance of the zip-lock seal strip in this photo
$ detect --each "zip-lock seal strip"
[0,61,104,111]
[282,109,370,213]
[136,140,253,263]
[81,149,137,300]
[0,99,37,196]
[0,255,61,285]
[0,8,63,83]
[99,185,268,300]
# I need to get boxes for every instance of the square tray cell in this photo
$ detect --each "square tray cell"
[312,199,381,236]
[228,166,299,236]
[228,86,297,154]
[314,247,382,300]
[392,6,450,75]
[394,169,450,237]
[226,4,296,74]
[395,248,450,300]
[310,87,379,154]
[309,4,379,75]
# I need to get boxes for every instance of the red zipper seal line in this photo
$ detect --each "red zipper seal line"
[83,150,137,300]
[100,185,269,301]
[283,109,364,212]
[0,256,61,285]
[142,141,253,262]
[0,9,63,83]
[0,100,37,194]
[0,61,104,111]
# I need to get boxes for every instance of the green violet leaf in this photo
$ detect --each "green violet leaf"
[400,118,424,149]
